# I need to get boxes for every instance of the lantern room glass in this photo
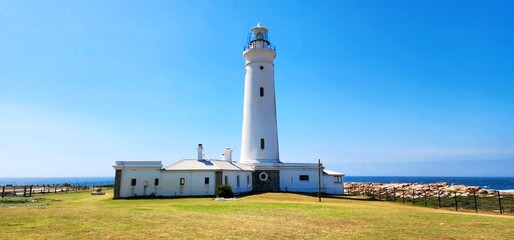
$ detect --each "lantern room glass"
[250,31,269,42]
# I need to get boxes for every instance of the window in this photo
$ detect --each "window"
[334,176,342,183]
[260,87,264,97]
[154,178,159,186]
[180,178,185,185]
[237,175,240,188]
[205,177,210,185]
[247,175,250,187]
[299,175,309,181]
[224,176,228,185]
[131,178,137,186]
[260,138,265,150]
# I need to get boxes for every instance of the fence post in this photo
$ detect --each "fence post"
[13,186,16,196]
[498,191,503,215]
[424,190,427,207]
[54,185,57,194]
[412,190,415,205]
[473,190,478,213]
[393,188,396,202]
[454,193,458,211]
[402,189,405,204]
[29,185,33,197]
[23,186,27,197]
[1,186,4,198]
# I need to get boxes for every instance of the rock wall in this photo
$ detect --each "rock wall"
[345,182,513,198]
[252,170,280,192]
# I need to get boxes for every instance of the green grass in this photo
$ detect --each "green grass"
[1,190,513,239]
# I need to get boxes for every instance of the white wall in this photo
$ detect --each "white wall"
[159,171,216,197]
[223,171,252,194]
[119,169,254,198]
[278,169,344,195]
[118,168,161,198]
[279,169,321,193]
[322,175,344,195]
[117,167,340,197]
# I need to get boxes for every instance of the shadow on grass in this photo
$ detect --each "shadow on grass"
[237,191,379,202]
[114,191,379,202]
[119,195,216,200]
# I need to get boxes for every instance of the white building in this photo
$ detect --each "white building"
[113,24,344,199]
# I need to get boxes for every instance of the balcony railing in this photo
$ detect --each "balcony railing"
[244,40,276,52]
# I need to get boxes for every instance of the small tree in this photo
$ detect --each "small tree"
[216,185,234,198]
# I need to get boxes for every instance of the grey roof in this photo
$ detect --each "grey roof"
[114,161,163,168]
[323,169,345,176]
[164,159,253,171]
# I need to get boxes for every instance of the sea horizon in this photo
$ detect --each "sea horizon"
[1,175,513,191]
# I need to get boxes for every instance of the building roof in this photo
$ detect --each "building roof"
[164,159,253,171]
[113,161,163,169]
[323,169,345,176]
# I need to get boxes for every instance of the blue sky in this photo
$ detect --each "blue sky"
[1,1,513,177]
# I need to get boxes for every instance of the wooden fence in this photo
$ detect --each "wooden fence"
[1,181,114,198]
[344,184,513,215]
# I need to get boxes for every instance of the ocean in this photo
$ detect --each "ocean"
[345,176,514,191]
[0,177,114,187]
[1,176,513,191]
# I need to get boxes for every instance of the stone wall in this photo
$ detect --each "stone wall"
[113,170,121,199]
[252,170,279,192]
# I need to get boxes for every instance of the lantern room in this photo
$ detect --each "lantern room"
[245,23,275,51]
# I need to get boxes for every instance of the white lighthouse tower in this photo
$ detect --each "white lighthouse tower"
[240,23,281,165]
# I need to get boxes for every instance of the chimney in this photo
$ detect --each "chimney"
[197,144,203,160]
[223,147,232,162]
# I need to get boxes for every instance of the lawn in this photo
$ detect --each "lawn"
[1,190,513,239]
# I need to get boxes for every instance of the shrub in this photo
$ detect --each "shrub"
[0,197,40,204]
[216,185,234,198]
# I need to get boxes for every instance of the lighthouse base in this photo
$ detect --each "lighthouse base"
[252,170,280,192]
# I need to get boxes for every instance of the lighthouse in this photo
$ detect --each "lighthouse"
[112,24,345,198]
[240,23,281,165]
